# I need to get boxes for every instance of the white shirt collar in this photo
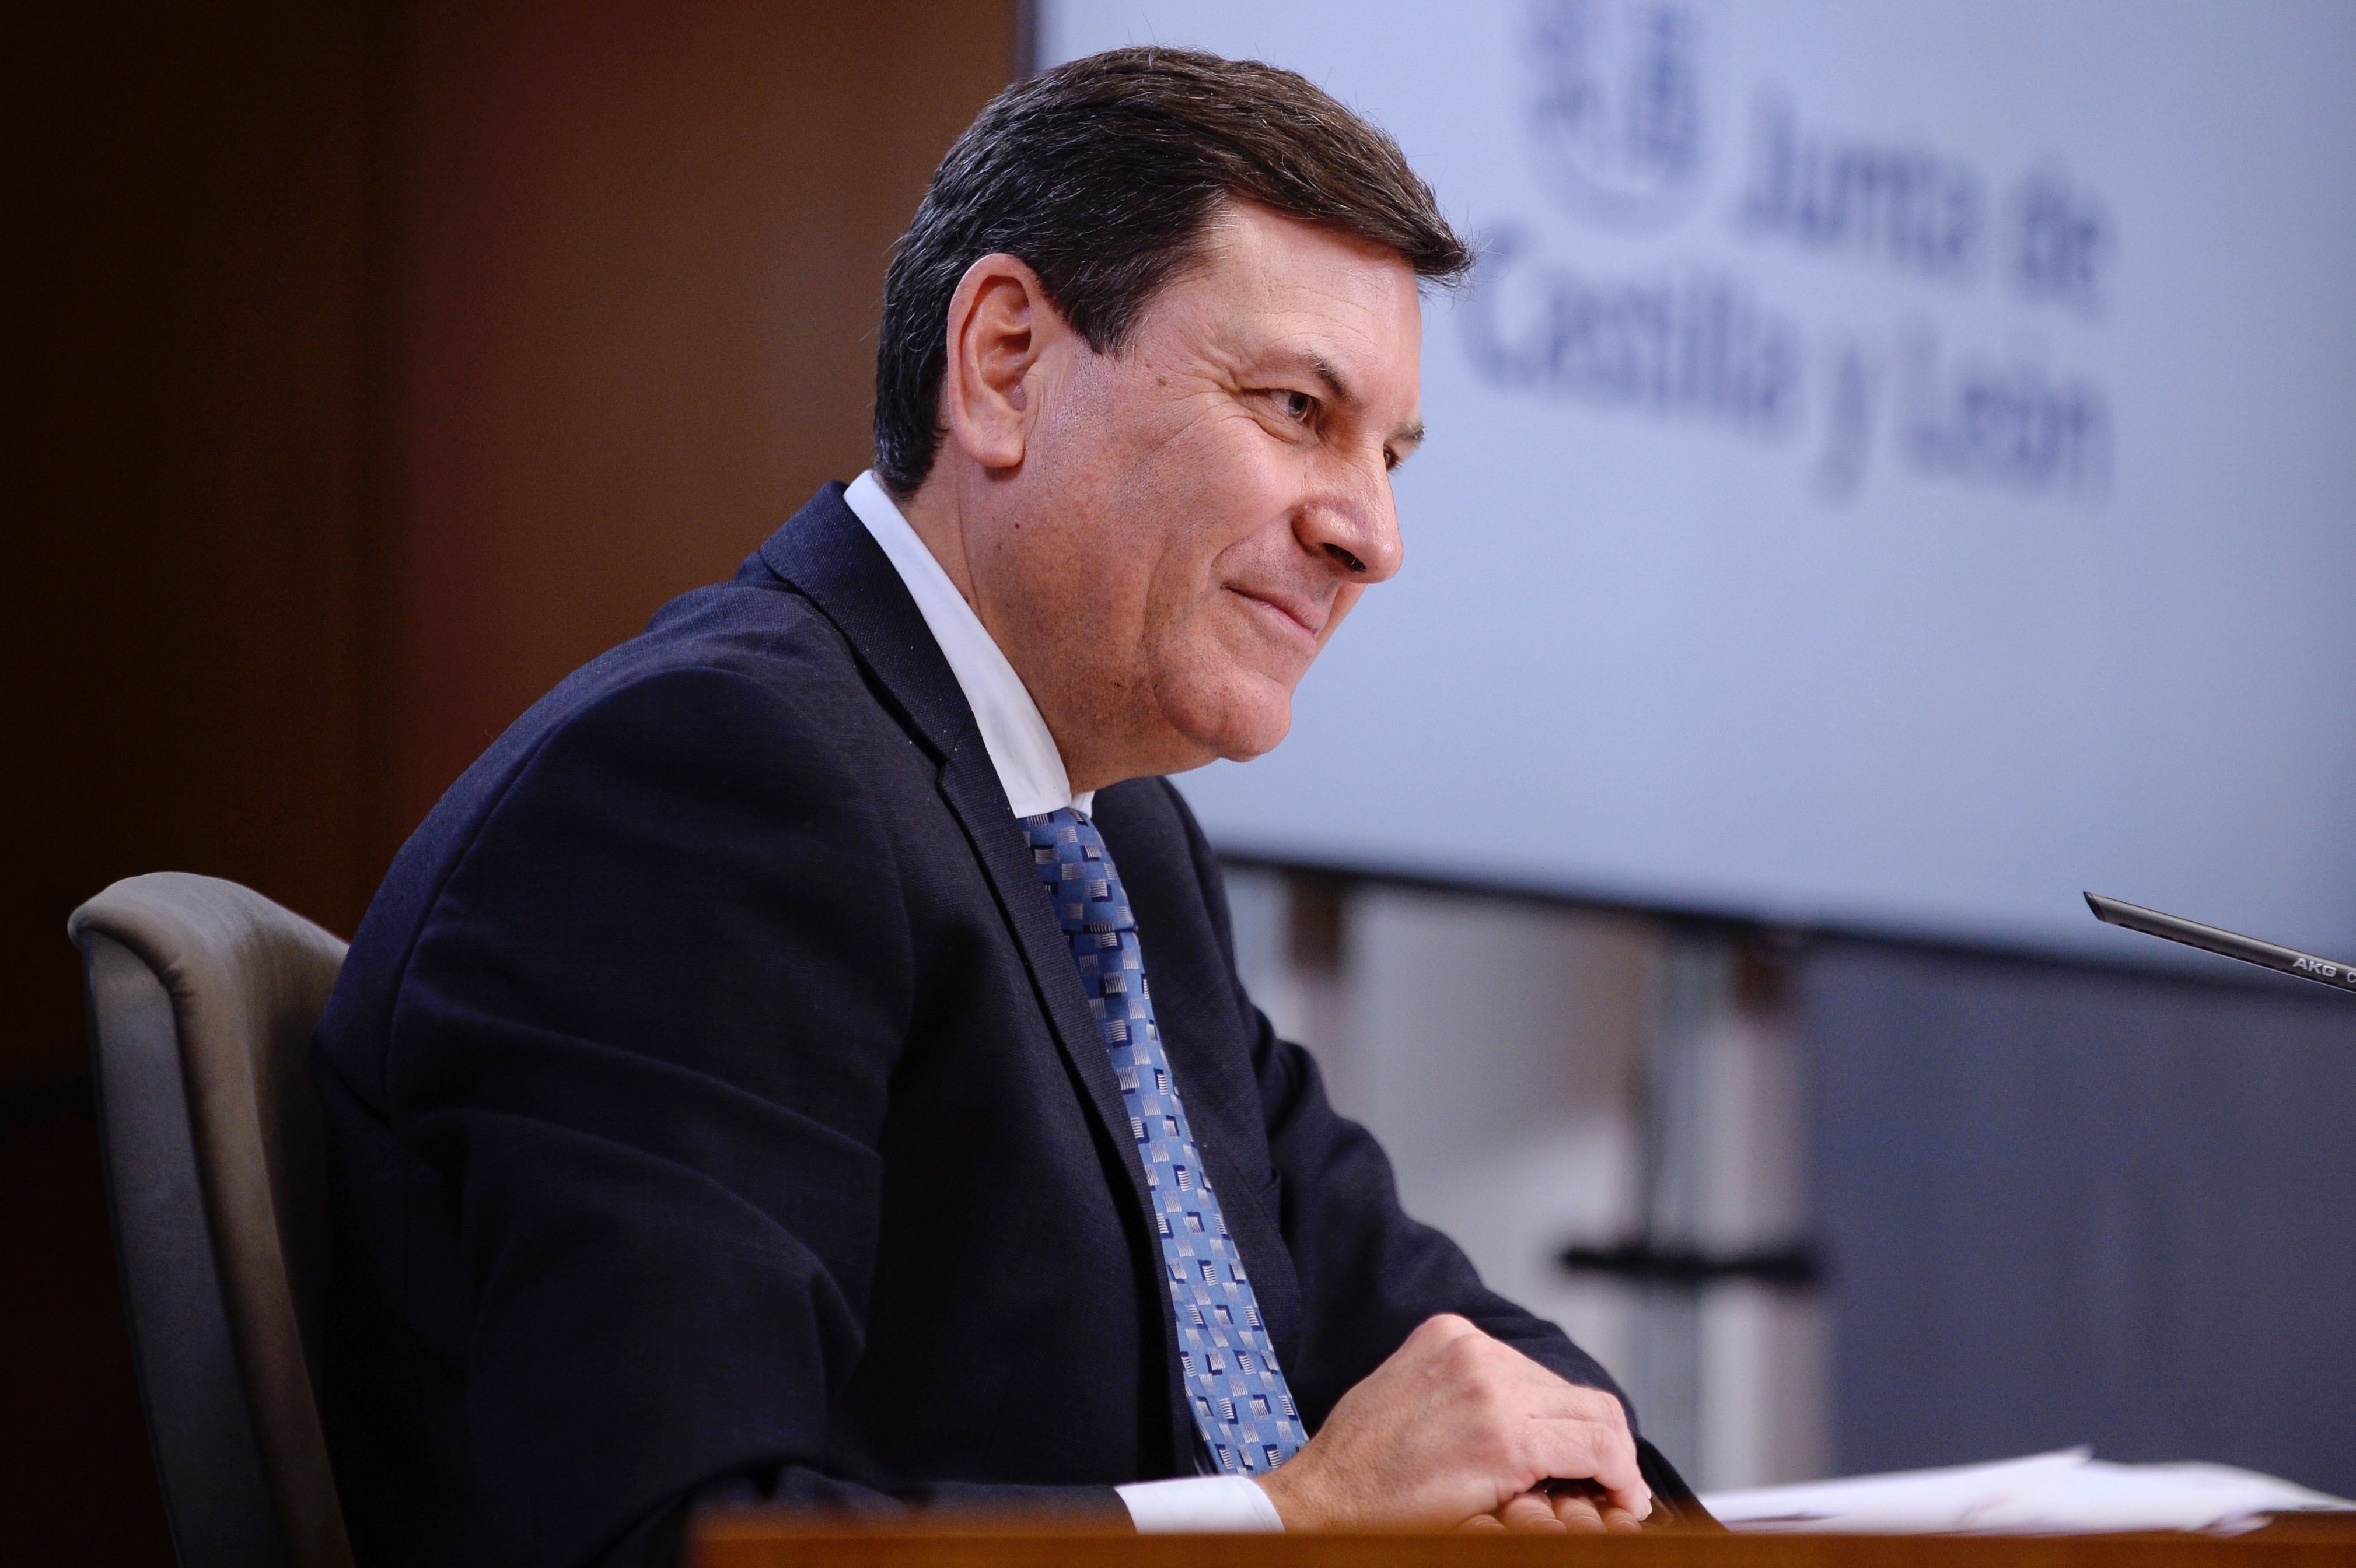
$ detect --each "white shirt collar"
[842,471,1093,818]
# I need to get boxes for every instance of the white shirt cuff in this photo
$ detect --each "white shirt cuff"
[1115,1474,1285,1533]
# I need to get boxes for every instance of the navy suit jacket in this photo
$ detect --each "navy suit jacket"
[314,484,1696,1567]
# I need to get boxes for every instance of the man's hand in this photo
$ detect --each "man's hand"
[1253,1314,1652,1532]
[1459,1482,1646,1535]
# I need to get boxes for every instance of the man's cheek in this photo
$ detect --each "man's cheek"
[1177,599,1277,694]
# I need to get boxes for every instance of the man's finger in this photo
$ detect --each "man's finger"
[1497,1492,1566,1534]
[1598,1505,1643,1534]
[1547,1493,1607,1534]
[1523,1422,1648,1517]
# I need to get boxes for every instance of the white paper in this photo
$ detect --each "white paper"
[1702,1448,2355,1535]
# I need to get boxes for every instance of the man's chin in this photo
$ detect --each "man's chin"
[1148,663,1299,772]
[1209,732,1284,766]
[1177,692,1294,767]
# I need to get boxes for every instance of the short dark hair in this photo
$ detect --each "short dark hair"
[871,46,1473,496]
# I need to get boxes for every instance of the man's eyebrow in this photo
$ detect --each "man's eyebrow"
[1298,350,1423,449]
[1305,352,1355,406]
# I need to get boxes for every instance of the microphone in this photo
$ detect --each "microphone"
[2085,892,2356,996]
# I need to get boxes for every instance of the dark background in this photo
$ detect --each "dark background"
[1804,936,2356,1492]
[5,3,1016,1558]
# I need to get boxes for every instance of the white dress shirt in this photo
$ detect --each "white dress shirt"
[841,471,1285,1535]
[843,471,1092,818]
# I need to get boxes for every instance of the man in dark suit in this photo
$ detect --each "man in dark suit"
[314,47,1704,1567]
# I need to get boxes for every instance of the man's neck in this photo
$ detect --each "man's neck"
[883,468,1190,798]
[893,475,985,615]
[894,472,1107,792]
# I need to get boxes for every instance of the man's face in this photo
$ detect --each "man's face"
[970,200,1424,787]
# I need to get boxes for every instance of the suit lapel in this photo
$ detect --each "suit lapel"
[752,488,1155,1222]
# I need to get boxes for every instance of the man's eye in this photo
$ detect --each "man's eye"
[1274,390,1317,424]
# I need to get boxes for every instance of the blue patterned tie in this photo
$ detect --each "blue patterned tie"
[1026,808,1305,1477]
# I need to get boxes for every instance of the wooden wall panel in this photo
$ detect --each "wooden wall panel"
[387,0,1019,839]
[3,4,1015,1558]
[7,0,380,1112]
[6,4,382,1557]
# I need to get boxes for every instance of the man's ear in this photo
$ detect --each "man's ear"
[940,253,1059,473]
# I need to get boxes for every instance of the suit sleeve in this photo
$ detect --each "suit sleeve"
[1245,1013,1634,1413]
[378,667,1120,1567]
[1156,782,1715,1523]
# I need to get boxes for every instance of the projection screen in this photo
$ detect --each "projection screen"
[1034,1,2356,959]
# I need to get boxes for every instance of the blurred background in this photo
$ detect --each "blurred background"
[6,2,2351,1560]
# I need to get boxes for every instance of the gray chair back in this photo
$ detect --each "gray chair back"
[70,873,356,1568]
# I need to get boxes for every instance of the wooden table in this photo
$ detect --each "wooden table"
[694,1516,2356,1568]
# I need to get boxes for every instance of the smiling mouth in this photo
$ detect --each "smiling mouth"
[1229,586,1324,643]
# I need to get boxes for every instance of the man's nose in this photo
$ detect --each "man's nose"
[1299,471,1404,586]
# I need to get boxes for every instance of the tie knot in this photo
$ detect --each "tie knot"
[1026,808,1134,935]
